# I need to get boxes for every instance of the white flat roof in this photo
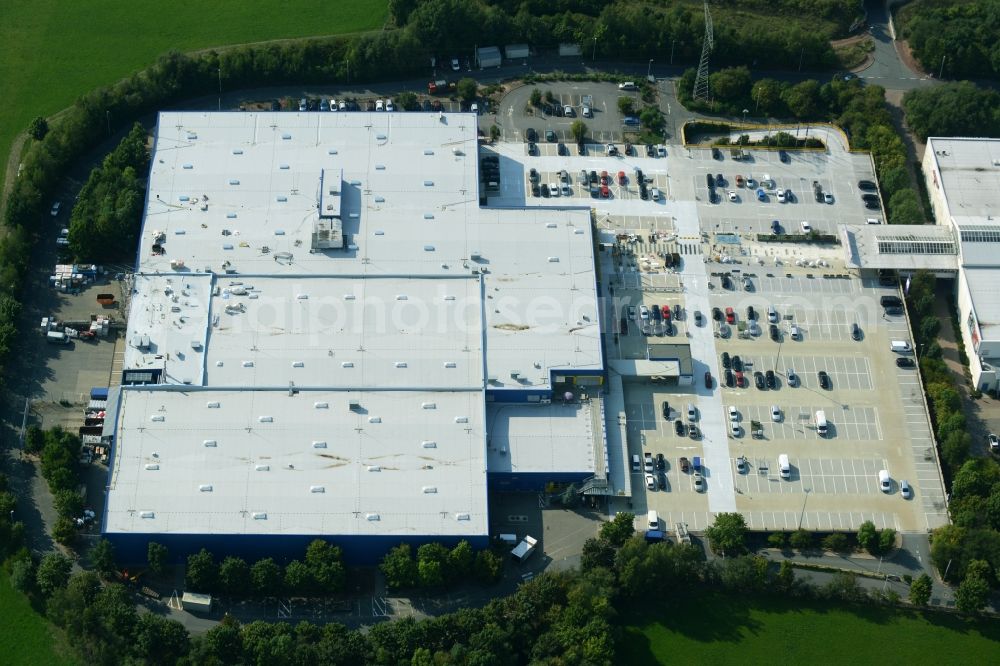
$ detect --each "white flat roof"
[926,137,1000,221]
[112,111,603,539]
[106,389,486,536]
[486,402,597,474]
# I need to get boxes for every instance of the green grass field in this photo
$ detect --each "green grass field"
[0,573,76,665]
[0,0,387,180]
[621,591,1000,663]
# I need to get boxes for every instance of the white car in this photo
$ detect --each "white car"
[728,190,738,202]
[777,190,786,203]
[549,182,560,197]
[470,103,479,114]
[50,201,61,217]
[563,105,574,117]
[375,99,385,111]
[728,405,739,422]
[771,405,782,422]
[746,177,756,189]
[657,145,667,157]
[298,98,307,111]
[693,472,705,492]
[800,221,812,233]
[451,57,460,71]
[619,82,637,90]
[824,192,834,204]
[900,480,912,499]
[730,421,741,437]
[646,473,656,490]
[385,99,394,112]
[639,305,650,320]
[988,433,999,451]
[651,188,661,201]
[787,368,798,386]
[582,106,592,117]
[329,98,338,111]
[561,183,571,196]
[338,100,347,111]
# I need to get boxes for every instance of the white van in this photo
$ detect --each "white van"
[631,454,641,473]
[816,410,828,437]
[647,509,659,530]
[687,403,697,421]
[890,340,912,353]
[790,324,800,340]
[878,469,892,492]
[498,533,518,545]
[778,454,790,479]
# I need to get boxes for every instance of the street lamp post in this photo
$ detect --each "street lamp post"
[106,110,111,136]
[647,59,654,80]
[742,108,748,124]
[592,37,597,62]
[939,55,946,79]
[798,488,811,529]
[217,67,222,111]
[798,47,805,72]
[670,40,676,66]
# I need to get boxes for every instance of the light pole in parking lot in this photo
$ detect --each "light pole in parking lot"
[742,108,748,124]
[592,37,597,62]
[647,59,654,80]
[798,488,811,529]
[217,67,222,111]
[670,40,676,66]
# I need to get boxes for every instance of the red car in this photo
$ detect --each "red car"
[725,307,735,324]
[735,370,745,387]
[704,371,713,389]
[600,170,609,185]
[662,306,671,321]
[600,184,610,198]
[618,170,626,185]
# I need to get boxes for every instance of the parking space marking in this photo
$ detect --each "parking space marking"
[728,353,873,392]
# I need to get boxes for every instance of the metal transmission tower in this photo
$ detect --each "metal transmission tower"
[693,1,714,102]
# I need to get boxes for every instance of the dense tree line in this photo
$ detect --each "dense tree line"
[902,82,1000,142]
[67,123,150,262]
[678,67,920,224]
[390,0,852,68]
[897,0,1000,80]
[24,426,84,547]
[379,541,503,590]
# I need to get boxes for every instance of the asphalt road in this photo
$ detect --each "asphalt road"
[858,0,934,91]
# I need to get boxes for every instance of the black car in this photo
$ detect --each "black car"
[865,200,881,210]
[270,99,282,111]
[526,128,538,142]
[540,184,550,197]
[896,357,916,368]
[675,420,686,436]
[646,144,656,157]
[639,185,649,200]
[746,305,756,321]
[589,170,599,184]
[858,180,877,191]
[851,323,862,341]
[528,168,540,183]
[557,143,568,156]
[635,168,645,183]
[658,470,668,490]
[779,150,789,163]
[814,190,825,203]
[725,368,735,387]
[545,129,557,142]
[769,324,780,341]
[766,369,776,389]
[754,371,766,390]
[712,307,722,321]
[706,173,715,189]
[527,142,537,155]
[712,147,723,160]
[721,274,733,290]
[732,355,743,372]
[688,424,701,439]
[531,183,540,197]
[651,304,662,321]
[721,352,731,369]
[715,173,725,187]
[662,401,670,420]
[705,371,713,389]
[619,316,628,335]
[656,453,666,470]
[818,370,831,389]
[862,193,880,203]
[422,99,434,112]
[673,304,681,319]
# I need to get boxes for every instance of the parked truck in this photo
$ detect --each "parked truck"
[510,535,538,562]
[46,330,69,344]
[427,80,454,95]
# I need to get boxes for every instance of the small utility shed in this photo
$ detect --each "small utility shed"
[505,44,529,60]
[477,46,502,69]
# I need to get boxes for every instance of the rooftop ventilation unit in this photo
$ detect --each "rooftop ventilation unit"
[455,513,471,521]
[423,486,438,493]
[203,439,217,447]
[206,401,220,408]
[367,465,381,472]
[255,465,270,471]
[310,486,325,493]
[422,440,437,448]
[144,464,160,470]
[313,441,327,449]
[252,512,267,520]
[314,401,329,409]
[366,513,380,521]
[349,401,361,411]
[199,485,213,492]
[258,416,273,423]
[139,511,155,519]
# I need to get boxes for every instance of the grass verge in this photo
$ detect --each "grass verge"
[620,590,1000,663]
[0,573,77,665]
